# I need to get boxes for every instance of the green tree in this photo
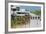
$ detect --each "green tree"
[31,10,41,15]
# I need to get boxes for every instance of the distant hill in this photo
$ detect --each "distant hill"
[30,10,41,16]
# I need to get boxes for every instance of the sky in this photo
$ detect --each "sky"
[19,6,41,11]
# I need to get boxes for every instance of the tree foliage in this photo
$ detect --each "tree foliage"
[31,10,41,15]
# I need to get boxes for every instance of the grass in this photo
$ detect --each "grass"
[11,15,30,28]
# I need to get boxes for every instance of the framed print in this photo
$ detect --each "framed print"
[5,0,45,34]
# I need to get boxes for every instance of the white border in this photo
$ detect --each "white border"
[8,3,43,32]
